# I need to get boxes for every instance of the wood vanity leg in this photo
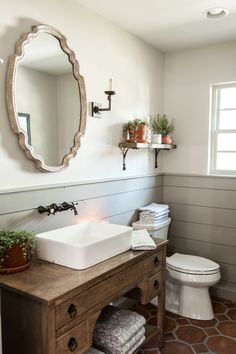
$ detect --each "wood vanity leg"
[157,262,166,348]
[83,310,101,353]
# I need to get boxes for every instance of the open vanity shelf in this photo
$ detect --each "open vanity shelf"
[0,239,167,354]
[119,142,177,170]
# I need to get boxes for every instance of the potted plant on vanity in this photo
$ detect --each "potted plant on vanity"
[150,114,174,144]
[123,118,149,143]
[0,229,36,273]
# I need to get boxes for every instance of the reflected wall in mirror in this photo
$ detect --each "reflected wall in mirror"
[6,24,87,172]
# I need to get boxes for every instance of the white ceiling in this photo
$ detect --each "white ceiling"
[77,0,236,51]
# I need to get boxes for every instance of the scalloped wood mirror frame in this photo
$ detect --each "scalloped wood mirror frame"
[6,24,87,172]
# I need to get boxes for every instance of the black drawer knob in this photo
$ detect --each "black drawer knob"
[68,337,78,352]
[154,280,160,289]
[154,256,159,266]
[68,304,77,319]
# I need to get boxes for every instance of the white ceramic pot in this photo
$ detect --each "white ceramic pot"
[152,133,162,144]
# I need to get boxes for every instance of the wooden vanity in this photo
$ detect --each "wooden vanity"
[0,239,167,354]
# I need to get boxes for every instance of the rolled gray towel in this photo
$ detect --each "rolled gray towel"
[84,347,105,354]
[94,327,145,354]
[127,335,145,354]
[93,306,146,354]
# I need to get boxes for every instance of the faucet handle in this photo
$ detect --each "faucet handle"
[47,203,58,216]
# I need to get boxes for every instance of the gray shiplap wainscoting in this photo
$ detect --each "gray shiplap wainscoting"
[0,174,163,354]
[0,174,163,234]
[163,173,236,301]
[0,172,236,301]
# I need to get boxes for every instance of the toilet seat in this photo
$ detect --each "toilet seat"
[167,253,220,275]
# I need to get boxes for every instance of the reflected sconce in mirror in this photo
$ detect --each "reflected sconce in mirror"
[91,77,116,118]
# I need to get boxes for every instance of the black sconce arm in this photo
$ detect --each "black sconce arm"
[91,90,116,116]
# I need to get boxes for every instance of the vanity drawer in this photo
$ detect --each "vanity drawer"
[56,250,163,329]
[56,320,87,354]
[147,271,162,300]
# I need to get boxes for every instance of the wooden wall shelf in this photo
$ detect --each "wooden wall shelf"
[119,142,177,170]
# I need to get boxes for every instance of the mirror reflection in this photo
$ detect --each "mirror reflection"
[15,33,81,166]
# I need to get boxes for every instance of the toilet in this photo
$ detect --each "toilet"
[132,218,221,320]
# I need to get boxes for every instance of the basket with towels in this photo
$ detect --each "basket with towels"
[92,305,146,354]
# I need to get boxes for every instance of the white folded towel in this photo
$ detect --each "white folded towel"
[131,230,156,250]
[140,209,169,215]
[139,203,169,213]
[132,218,171,231]
[139,214,169,222]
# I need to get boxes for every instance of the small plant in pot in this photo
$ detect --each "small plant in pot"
[123,118,149,143]
[150,114,174,144]
[0,229,36,273]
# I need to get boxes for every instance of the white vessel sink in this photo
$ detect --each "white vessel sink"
[36,221,132,269]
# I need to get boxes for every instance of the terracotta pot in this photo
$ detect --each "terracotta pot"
[162,135,172,144]
[127,126,136,142]
[1,245,28,269]
[127,125,148,143]
[136,125,148,143]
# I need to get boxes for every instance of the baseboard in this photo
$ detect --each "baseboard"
[210,281,236,301]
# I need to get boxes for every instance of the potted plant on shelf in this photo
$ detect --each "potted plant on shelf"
[150,114,174,144]
[123,118,149,143]
[0,229,36,273]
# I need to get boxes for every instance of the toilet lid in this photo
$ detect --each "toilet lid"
[167,253,220,274]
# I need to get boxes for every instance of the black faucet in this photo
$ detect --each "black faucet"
[38,202,78,216]
[60,202,78,215]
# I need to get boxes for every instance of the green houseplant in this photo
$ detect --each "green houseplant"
[150,114,174,144]
[123,118,149,143]
[0,229,36,272]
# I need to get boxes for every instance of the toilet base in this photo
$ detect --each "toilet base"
[166,284,214,320]
[165,273,219,320]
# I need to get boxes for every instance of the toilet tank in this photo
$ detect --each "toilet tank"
[132,218,171,240]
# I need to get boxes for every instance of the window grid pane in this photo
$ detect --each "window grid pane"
[216,152,236,171]
[217,133,236,151]
[218,110,236,130]
[210,84,236,175]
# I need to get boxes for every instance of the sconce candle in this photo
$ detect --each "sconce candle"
[109,77,113,91]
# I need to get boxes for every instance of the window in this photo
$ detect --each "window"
[209,83,236,175]
[18,112,31,145]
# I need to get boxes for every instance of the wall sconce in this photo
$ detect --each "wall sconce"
[91,77,116,118]
[0,58,4,64]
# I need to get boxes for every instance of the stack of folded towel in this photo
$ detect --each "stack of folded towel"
[92,305,146,354]
[135,203,169,227]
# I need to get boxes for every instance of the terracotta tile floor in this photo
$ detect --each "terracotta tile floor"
[135,296,236,354]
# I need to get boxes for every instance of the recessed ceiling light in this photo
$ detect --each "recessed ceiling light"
[204,7,229,19]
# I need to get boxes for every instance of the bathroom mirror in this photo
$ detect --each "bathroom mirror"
[6,24,87,172]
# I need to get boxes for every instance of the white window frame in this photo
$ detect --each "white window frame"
[209,83,236,176]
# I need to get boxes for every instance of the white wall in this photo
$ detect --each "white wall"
[57,73,81,160]
[0,0,164,190]
[16,66,59,165]
[163,40,236,174]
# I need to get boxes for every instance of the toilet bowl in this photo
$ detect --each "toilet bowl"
[166,253,221,319]
[132,217,221,320]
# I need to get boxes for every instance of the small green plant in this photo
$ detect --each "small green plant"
[123,118,148,135]
[150,114,174,135]
[122,118,149,139]
[0,229,36,267]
